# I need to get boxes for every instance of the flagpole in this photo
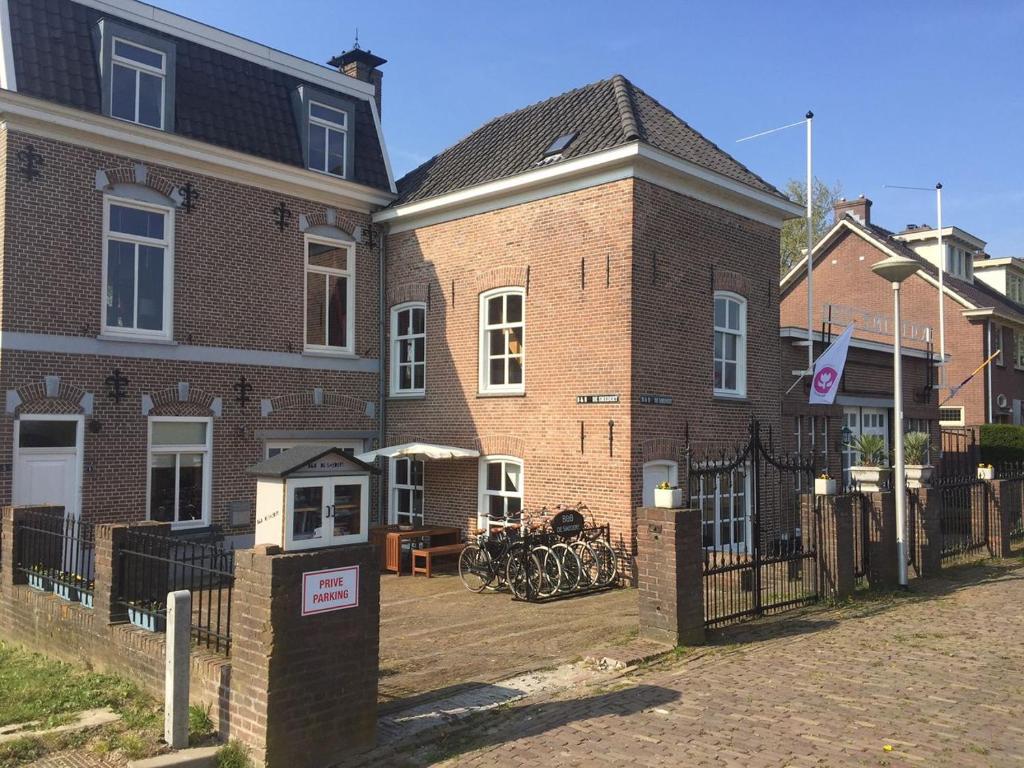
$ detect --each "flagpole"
[805,111,814,375]
[936,182,945,385]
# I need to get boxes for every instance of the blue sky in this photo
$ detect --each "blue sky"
[160,1,1024,254]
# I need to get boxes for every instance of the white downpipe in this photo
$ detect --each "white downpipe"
[891,281,909,587]
[805,111,814,374]
[936,183,945,386]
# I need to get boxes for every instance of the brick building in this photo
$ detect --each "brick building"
[0,0,394,540]
[781,196,1024,451]
[366,76,801,559]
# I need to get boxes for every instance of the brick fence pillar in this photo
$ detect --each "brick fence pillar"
[93,520,171,624]
[986,480,1014,558]
[865,492,899,590]
[803,495,854,601]
[229,543,380,768]
[1,505,64,589]
[636,506,704,647]
[908,488,942,578]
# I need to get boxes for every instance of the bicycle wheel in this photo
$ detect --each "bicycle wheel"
[458,544,494,593]
[588,538,618,587]
[549,542,582,593]
[506,547,543,600]
[571,540,600,587]
[532,546,563,598]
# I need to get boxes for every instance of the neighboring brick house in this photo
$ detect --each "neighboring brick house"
[367,75,801,561]
[781,196,1024,450]
[0,0,395,539]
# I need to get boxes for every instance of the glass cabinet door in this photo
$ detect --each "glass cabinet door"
[331,482,362,539]
[290,482,324,543]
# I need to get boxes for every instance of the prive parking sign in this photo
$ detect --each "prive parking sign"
[301,565,359,616]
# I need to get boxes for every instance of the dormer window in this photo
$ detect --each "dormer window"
[1008,274,1024,304]
[309,102,348,177]
[99,21,176,131]
[946,245,973,281]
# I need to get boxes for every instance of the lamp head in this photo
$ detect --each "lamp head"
[871,255,919,285]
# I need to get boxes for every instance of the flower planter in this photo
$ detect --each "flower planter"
[52,582,79,602]
[27,573,51,592]
[128,608,165,633]
[905,465,934,489]
[654,487,683,509]
[79,592,94,609]
[849,466,890,493]
[977,466,995,481]
[814,478,837,496]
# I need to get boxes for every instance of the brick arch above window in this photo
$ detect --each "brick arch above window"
[7,376,93,415]
[475,434,526,458]
[473,265,529,296]
[260,388,373,419]
[387,282,430,309]
[713,269,751,299]
[298,209,358,242]
[142,383,222,417]
[95,164,182,207]
[641,438,682,464]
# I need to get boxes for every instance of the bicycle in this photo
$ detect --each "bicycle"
[458,510,523,593]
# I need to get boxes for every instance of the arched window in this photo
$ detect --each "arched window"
[713,292,746,397]
[304,234,355,354]
[479,288,525,394]
[390,302,426,396]
[478,456,523,527]
[642,460,678,508]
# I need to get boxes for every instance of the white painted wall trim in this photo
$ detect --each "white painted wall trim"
[0,91,395,211]
[375,141,801,234]
[71,0,375,99]
[368,97,396,194]
[0,0,15,91]
[1,331,380,373]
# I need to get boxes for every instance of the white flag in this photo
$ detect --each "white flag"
[809,324,855,405]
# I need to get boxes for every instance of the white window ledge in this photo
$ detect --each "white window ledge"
[98,333,177,346]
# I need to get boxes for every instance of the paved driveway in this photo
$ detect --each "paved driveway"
[404,559,1024,767]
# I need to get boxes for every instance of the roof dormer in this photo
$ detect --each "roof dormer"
[893,225,986,284]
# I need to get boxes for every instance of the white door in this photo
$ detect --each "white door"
[642,461,678,508]
[842,406,890,487]
[12,416,83,520]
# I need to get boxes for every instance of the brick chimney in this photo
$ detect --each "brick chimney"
[329,47,386,116]
[834,195,872,225]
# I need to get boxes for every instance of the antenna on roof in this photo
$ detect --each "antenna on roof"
[353,28,361,51]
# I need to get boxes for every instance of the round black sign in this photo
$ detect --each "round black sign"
[551,509,585,537]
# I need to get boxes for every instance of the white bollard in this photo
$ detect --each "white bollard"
[165,589,191,749]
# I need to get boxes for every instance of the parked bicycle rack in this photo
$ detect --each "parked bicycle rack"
[515,510,618,603]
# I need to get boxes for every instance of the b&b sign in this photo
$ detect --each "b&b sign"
[551,509,585,538]
[301,565,359,616]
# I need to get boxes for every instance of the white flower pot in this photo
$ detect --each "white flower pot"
[849,466,890,493]
[654,487,683,509]
[814,478,837,496]
[904,465,934,489]
[977,466,995,481]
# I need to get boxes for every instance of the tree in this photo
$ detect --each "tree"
[780,178,843,276]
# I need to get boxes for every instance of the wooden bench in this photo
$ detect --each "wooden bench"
[411,543,465,578]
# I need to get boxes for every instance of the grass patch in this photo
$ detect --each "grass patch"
[215,740,254,768]
[190,703,215,745]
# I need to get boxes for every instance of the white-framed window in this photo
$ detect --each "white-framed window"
[391,303,426,396]
[308,101,348,178]
[110,37,167,129]
[713,292,746,397]
[1015,332,1024,370]
[793,415,829,490]
[993,323,1005,367]
[690,463,751,552]
[148,417,212,529]
[390,457,424,526]
[946,245,973,281]
[939,407,965,427]
[478,456,523,527]
[304,235,355,354]
[264,439,362,459]
[102,196,173,340]
[479,288,525,395]
[1009,274,1024,304]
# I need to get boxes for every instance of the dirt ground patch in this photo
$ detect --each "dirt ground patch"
[378,571,638,706]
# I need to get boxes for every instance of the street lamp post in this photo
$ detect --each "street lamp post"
[871,255,920,588]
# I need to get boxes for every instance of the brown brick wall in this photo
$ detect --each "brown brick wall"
[0,130,381,529]
[779,226,1017,426]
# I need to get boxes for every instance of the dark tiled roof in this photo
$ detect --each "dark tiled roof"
[395,75,785,205]
[845,215,1024,319]
[246,445,376,478]
[8,0,391,192]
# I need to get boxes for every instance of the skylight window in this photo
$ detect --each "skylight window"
[543,132,577,157]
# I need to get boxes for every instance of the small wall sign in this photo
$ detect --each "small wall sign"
[550,509,585,537]
[639,394,673,406]
[576,394,619,404]
[301,565,359,616]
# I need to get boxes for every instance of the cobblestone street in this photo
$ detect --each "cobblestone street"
[388,559,1024,767]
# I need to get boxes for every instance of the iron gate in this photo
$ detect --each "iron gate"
[687,420,818,627]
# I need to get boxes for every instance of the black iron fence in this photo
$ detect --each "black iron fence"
[14,511,96,606]
[935,476,988,562]
[118,529,234,654]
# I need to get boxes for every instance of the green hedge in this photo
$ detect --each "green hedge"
[979,424,1024,464]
